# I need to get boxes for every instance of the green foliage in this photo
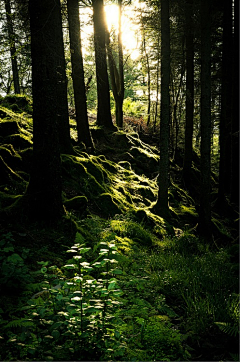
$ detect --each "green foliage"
[123,97,146,118]
[0,234,126,361]
[0,233,32,289]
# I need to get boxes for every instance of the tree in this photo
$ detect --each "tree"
[155,0,170,217]
[106,0,125,128]
[183,0,194,184]
[26,0,65,222]
[54,0,72,153]
[230,0,239,204]
[198,0,212,240]
[4,0,20,94]
[218,0,234,205]
[92,0,115,129]
[67,0,94,149]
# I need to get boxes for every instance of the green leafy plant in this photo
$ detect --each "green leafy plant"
[0,233,32,289]
[1,233,126,361]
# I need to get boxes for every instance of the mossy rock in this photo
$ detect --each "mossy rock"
[0,95,32,114]
[64,196,88,213]
[62,154,105,199]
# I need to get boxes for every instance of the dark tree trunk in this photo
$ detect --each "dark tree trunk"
[92,0,115,129]
[54,0,71,153]
[67,0,94,149]
[218,0,234,204]
[27,0,64,222]
[4,0,20,94]
[230,0,239,204]
[183,0,194,184]
[155,0,170,218]
[198,0,212,240]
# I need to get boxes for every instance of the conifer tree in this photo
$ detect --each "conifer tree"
[67,0,94,149]
[27,0,64,222]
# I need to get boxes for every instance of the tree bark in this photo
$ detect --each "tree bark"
[27,0,64,222]
[67,0,94,149]
[218,0,233,204]
[92,0,115,129]
[230,0,239,204]
[198,0,212,240]
[155,0,170,218]
[54,0,71,153]
[183,0,194,184]
[4,0,20,94]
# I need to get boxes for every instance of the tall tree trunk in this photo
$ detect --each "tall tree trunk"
[155,0,170,218]
[67,0,94,149]
[27,0,64,222]
[106,0,124,128]
[54,0,71,153]
[154,50,160,130]
[92,0,115,129]
[183,0,194,184]
[4,0,20,94]
[142,30,151,126]
[198,0,212,240]
[117,0,124,128]
[218,0,233,205]
[230,0,239,204]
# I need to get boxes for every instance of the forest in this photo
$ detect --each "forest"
[0,0,239,360]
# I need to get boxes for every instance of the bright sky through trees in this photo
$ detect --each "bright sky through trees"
[80,3,140,60]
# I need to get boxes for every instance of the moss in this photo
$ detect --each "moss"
[0,95,32,114]
[114,235,136,253]
[110,219,153,246]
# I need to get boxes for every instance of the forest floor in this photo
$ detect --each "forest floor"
[0,95,239,361]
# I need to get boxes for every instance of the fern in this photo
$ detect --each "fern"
[215,322,239,337]
[4,318,34,329]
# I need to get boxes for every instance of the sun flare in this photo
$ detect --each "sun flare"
[105,4,140,60]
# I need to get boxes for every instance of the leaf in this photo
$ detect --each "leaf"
[63,264,77,270]
[112,269,123,275]
[79,247,91,254]
[73,255,82,260]
[108,280,117,290]
[71,296,82,302]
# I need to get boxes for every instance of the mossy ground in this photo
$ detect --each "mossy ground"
[0,96,239,361]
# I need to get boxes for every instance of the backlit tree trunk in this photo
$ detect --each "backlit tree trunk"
[183,0,194,184]
[67,0,94,149]
[92,0,115,129]
[156,0,170,218]
[4,0,20,94]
